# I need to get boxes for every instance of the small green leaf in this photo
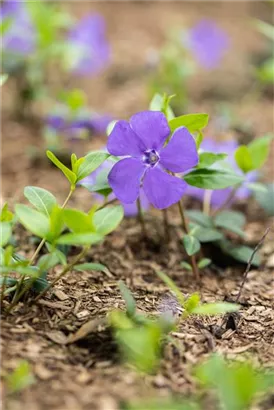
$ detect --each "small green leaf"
[15,204,50,238]
[48,205,64,241]
[93,205,124,236]
[37,253,60,271]
[219,240,261,266]
[149,93,175,120]
[198,258,212,269]
[180,261,192,271]
[234,145,253,173]
[76,151,109,181]
[24,186,57,217]
[0,222,12,247]
[184,169,244,189]
[254,182,274,216]
[198,152,227,169]
[157,271,185,307]
[0,74,8,86]
[71,153,77,171]
[214,211,246,237]
[63,209,94,233]
[0,203,13,222]
[246,182,268,193]
[248,134,273,170]
[186,210,213,228]
[184,293,201,313]
[192,302,240,315]
[169,113,209,133]
[46,150,77,186]
[74,262,109,273]
[183,235,201,256]
[56,232,103,245]
[193,227,224,242]
[6,361,35,393]
[118,280,136,317]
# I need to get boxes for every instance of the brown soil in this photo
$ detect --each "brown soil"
[1,2,274,410]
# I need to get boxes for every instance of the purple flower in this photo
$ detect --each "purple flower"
[79,157,150,217]
[68,14,110,76]
[188,19,229,69]
[107,111,199,210]
[187,138,258,208]
[1,0,36,55]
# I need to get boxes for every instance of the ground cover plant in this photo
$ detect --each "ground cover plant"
[1,2,274,410]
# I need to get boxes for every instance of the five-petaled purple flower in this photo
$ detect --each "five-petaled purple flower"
[68,14,110,76]
[187,138,258,208]
[107,111,199,210]
[188,19,229,69]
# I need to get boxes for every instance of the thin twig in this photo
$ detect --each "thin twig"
[235,226,271,303]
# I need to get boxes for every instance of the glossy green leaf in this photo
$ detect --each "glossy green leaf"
[248,135,273,170]
[184,169,244,189]
[74,262,109,273]
[184,293,200,313]
[93,205,124,236]
[76,151,109,181]
[47,150,77,186]
[198,258,212,269]
[63,209,94,233]
[48,205,64,241]
[192,302,240,315]
[0,203,13,222]
[24,186,57,217]
[15,205,50,238]
[234,146,253,173]
[0,222,12,247]
[149,93,175,120]
[198,152,227,169]
[183,235,201,256]
[56,232,103,246]
[169,113,209,133]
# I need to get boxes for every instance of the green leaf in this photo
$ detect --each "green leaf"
[186,210,213,228]
[198,258,212,269]
[180,261,192,271]
[37,253,60,271]
[46,150,77,186]
[184,169,244,189]
[93,205,124,236]
[74,262,109,274]
[184,293,201,313]
[0,74,8,87]
[118,280,136,317]
[183,235,200,256]
[198,152,227,169]
[71,153,77,171]
[24,186,57,217]
[15,204,50,238]
[0,203,13,222]
[149,93,175,120]
[63,209,94,233]
[246,182,268,193]
[193,226,224,243]
[255,19,274,41]
[234,146,253,173]
[48,205,64,241]
[169,113,209,133]
[192,302,240,315]
[157,271,185,307]
[214,210,246,237]
[219,240,260,266]
[0,222,12,247]
[248,134,273,170]
[254,182,274,216]
[56,232,103,246]
[76,151,109,182]
[6,361,35,393]
[0,265,39,277]
[30,277,49,293]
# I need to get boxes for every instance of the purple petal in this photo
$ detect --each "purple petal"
[130,111,170,151]
[108,158,145,203]
[122,189,150,217]
[107,120,145,157]
[160,127,198,173]
[143,167,187,209]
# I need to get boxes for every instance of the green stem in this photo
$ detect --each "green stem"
[177,199,200,281]
[211,185,239,217]
[34,246,89,302]
[137,197,147,237]
[203,190,212,216]
[97,197,117,211]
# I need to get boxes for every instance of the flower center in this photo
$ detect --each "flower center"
[143,149,159,167]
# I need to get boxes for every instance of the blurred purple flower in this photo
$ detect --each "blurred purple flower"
[1,0,36,55]
[188,19,229,69]
[68,14,110,76]
[187,138,258,208]
[79,157,150,217]
[107,111,198,210]
[46,113,111,139]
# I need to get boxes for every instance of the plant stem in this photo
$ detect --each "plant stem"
[97,197,117,211]
[34,246,89,302]
[177,199,200,281]
[137,197,147,237]
[203,190,212,216]
[8,188,75,310]
[1,275,7,308]
[162,208,170,242]
[211,185,239,217]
